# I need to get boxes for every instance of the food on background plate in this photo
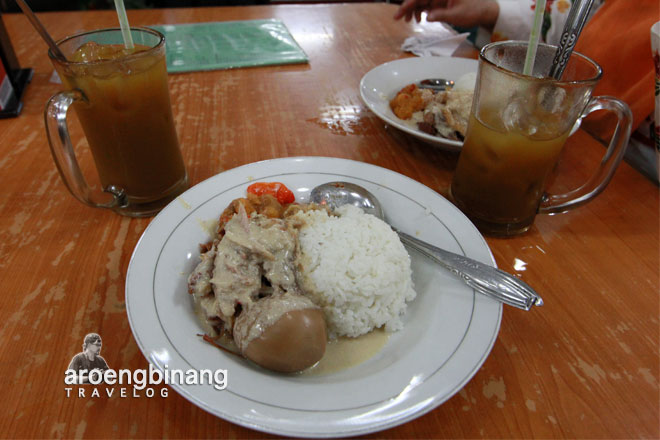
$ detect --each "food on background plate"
[389,72,476,141]
[188,182,416,373]
[388,84,426,120]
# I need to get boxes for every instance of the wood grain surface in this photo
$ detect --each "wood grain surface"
[0,4,658,439]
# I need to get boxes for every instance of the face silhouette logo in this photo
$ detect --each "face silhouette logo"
[66,333,110,384]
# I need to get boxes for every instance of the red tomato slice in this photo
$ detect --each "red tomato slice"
[247,182,295,204]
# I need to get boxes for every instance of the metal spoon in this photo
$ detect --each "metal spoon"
[310,182,543,310]
[418,78,454,91]
[547,0,595,79]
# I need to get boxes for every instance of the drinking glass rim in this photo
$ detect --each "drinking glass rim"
[48,27,165,65]
[480,40,602,86]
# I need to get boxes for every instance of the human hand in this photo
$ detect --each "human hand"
[393,0,499,32]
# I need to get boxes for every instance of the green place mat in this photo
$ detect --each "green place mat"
[150,19,308,73]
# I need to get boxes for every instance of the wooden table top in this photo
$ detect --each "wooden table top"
[0,3,658,439]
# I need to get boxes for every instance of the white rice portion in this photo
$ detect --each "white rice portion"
[294,205,416,338]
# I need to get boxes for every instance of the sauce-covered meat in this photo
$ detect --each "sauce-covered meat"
[188,189,327,372]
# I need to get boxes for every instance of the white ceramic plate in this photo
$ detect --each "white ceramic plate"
[360,57,478,152]
[125,157,501,437]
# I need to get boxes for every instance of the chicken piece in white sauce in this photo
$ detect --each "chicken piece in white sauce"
[188,201,327,373]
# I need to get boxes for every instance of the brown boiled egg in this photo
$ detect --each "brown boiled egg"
[233,294,327,373]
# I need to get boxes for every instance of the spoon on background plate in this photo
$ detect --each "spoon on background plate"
[310,182,543,311]
[418,78,455,91]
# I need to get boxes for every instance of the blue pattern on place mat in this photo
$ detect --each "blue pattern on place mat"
[150,19,308,73]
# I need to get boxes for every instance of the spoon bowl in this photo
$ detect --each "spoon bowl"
[310,181,543,310]
[418,78,455,91]
[309,182,384,218]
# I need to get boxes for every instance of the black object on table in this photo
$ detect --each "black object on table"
[0,11,32,118]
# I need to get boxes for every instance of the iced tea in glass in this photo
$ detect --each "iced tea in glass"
[46,27,187,217]
[450,41,632,236]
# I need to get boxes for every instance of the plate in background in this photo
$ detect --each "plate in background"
[360,57,478,152]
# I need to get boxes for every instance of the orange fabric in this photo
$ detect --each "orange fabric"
[575,0,658,131]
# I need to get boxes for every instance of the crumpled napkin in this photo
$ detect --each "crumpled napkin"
[402,25,470,57]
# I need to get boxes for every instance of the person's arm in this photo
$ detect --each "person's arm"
[97,356,109,371]
[67,354,81,372]
[488,0,603,47]
[395,0,603,49]
[67,355,89,384]
[394,0,499,31]
[488,0,533,41]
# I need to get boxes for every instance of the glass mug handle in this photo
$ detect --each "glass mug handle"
[539,96,633,214]
[44,89,127,209]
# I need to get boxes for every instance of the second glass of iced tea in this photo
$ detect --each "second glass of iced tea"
[46,27,187,217]
[450,41,632,236]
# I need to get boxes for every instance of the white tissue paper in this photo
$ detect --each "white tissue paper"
[402,22,470,57]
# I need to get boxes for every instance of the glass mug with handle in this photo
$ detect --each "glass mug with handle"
[45,27,188,217]
[450,41,632,236]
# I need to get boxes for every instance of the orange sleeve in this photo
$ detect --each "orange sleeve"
[574,0,658,131]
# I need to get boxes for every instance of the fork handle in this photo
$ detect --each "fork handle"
[395,229,543,310]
